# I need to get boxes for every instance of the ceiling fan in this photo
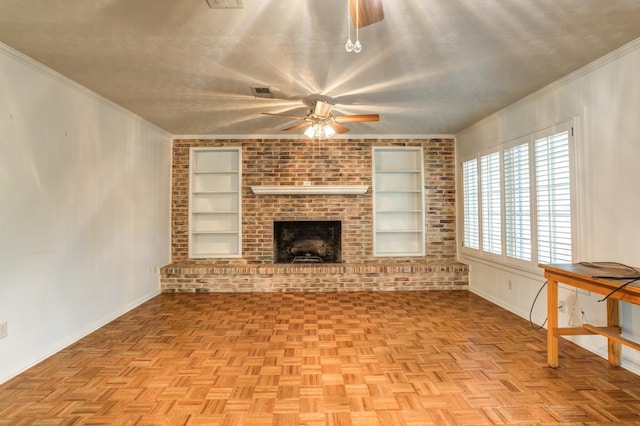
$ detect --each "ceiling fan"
[262,99,380,138]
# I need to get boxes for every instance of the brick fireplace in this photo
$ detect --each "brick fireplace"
[161,137,468,292]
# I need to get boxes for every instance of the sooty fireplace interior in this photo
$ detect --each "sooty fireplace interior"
[274,221,341,263]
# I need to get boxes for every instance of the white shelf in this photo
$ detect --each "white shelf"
[251,185,368,195]
[375,170,421,173]
[192,211,238,214]
[373,147,425,257]
[192,170,238,174]
[375,190,422,193]
[377,229,422,233]
[192,230,238,235]
[193,191,238,194]
[189,147,242,258]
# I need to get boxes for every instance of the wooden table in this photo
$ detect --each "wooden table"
[540,263,640,367]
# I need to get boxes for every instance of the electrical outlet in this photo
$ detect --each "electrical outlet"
[0,321,8,339]
[508,280,512,290]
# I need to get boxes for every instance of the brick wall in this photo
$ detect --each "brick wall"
[171,137,457,263]
[163,137,467,292]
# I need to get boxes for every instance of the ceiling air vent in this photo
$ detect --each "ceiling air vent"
[206,0,243,9]
[251,86,274,98]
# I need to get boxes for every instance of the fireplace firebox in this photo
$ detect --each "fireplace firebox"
[274,221,341,263]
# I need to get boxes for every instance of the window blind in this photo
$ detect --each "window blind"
[481,152,502,255]
[462,159,479,250]
[504,142,532,261]
[535,130,572,264]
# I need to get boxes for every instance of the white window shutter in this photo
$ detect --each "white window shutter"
[535,130,572,264]
[481,152,502,255]
[504,142,532,261]
[462,159,479,250]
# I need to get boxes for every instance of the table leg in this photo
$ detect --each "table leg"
[607,298,621,366]
[547,278,559,367]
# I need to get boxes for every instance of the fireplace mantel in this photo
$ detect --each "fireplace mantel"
[251,185,368,195]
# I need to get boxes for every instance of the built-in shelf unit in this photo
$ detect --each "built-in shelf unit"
[189,147,242,258]
[373,146,425,257]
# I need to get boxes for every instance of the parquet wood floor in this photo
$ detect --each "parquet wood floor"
[2,291,640,425]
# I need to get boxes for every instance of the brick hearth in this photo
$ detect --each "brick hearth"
[161,261,468,292]
[161,137,468,292]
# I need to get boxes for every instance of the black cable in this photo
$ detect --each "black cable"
[597,277,640,302]
[529,280,548,330]
[577,261,640,302]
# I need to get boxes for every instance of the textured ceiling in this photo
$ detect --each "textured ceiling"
[1,0,640,136]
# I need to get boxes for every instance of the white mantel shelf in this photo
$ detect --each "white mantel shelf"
[251,185,369,195]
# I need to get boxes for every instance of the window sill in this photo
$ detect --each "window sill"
[460,252,545,282]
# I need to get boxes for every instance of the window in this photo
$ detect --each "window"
[480,151,502,255]
[462,159,479,250]
[504,140,531,262]
[460,120,574,268]
[535,127,572,263]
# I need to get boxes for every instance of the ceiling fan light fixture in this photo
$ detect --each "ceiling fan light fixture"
[323,125,336,138]
[304,124,318,139]
[303,123,336,139]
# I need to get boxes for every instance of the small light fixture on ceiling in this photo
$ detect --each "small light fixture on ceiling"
[345,0,362,53]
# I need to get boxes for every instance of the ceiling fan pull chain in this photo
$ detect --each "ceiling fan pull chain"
[354,0,362,52]
[345,0,354,52]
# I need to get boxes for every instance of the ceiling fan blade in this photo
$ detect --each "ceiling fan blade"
[262,112,307,120]
[349,0,384,29]
[329,123,351,134]
[281,122,311,132]
[334,114,380,123]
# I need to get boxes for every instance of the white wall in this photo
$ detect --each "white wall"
[0,44,172,383]
[456,38,640,373]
